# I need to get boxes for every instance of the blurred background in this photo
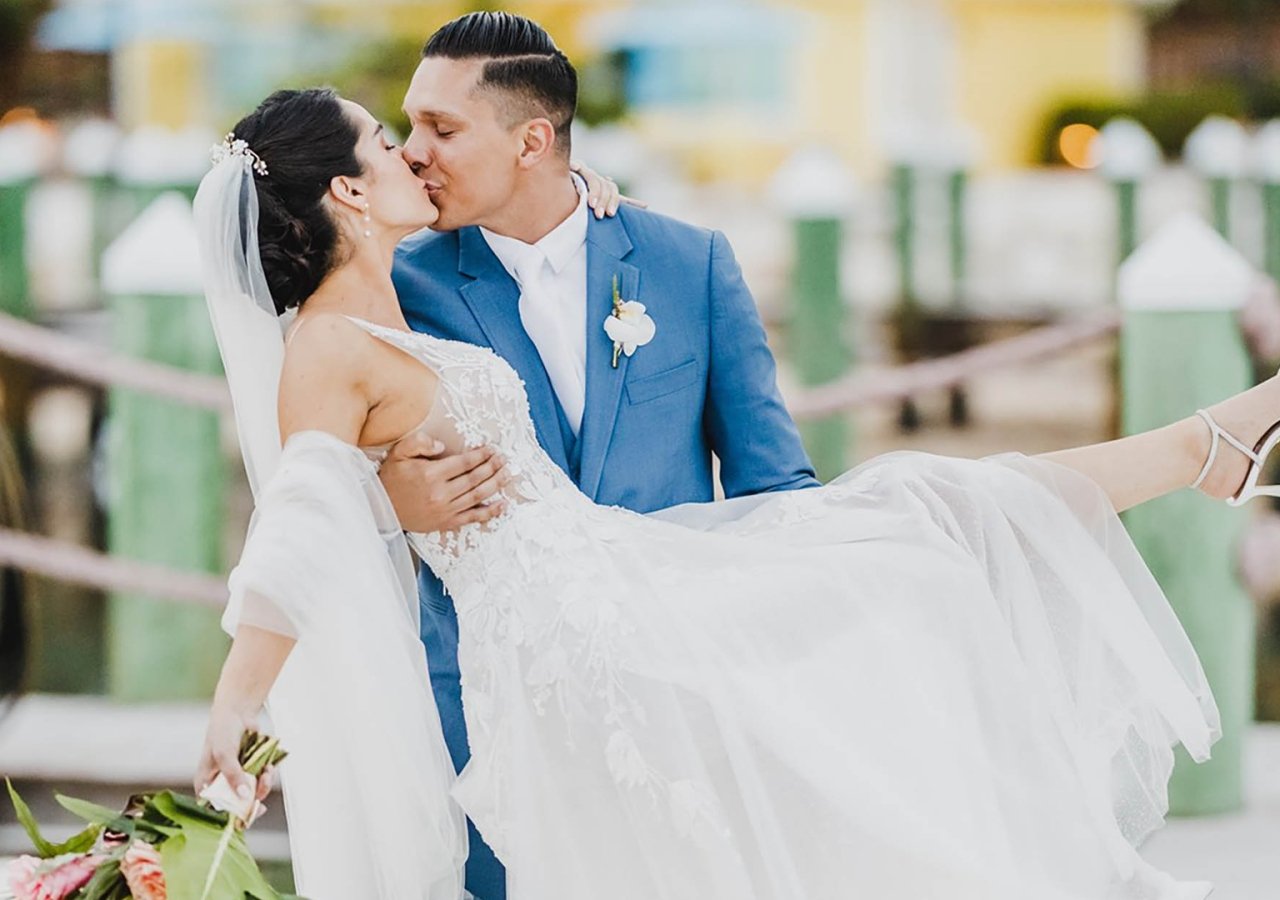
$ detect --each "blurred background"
[0,0,1278,894]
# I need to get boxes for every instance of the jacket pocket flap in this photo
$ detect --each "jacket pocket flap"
[626,359,700,405]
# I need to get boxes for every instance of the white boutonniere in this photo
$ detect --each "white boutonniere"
[604,275,655,368]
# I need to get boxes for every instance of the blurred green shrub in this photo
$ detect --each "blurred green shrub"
[327,36,629,142]
[1037,85,1252,164]
[328,36,423,140]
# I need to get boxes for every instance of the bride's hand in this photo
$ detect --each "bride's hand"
[195,700,264,802]
[571,160,647,220]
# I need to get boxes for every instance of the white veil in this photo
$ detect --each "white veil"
[192,154,287,499]
[193,154,467,899]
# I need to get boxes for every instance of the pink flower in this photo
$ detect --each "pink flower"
[121,840,167,900]
[8,853,103,900]
[6,856,39,891]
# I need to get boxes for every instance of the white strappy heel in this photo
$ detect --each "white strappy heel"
[1191,408,1280,506]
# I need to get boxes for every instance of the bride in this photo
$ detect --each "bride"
[193,87,1266,899]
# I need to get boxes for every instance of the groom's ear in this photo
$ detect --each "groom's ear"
[516,118,558,170]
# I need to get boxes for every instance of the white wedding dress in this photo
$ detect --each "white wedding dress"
[260,316,1214,900]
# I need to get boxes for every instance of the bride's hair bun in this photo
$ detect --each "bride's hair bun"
[230,88,363,314]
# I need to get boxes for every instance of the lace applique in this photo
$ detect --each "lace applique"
[347,319,731,846]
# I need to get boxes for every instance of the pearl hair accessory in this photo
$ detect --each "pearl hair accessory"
[209,133,269,176]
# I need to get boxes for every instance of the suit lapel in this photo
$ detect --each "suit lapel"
[578,214,639,500]
[457,227,570,470]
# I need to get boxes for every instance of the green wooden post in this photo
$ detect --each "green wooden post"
[947,168,967,308]
[101,193,226,701]
[1097,118,1161,440]
[0,121,57,317]
[1185,116,1248,245]
[793,217,848,479]
[1119,214,1255,814]
[1115,179,1139,266]
[1264,182,1280,284]
[1098,118,1161,280]
[1208,179,1232,240]
[113,127,210,231]
[0,177,33,320]
[0,122,45,319]
[771,149,855,479]
[891,162,917,314]
[65,119,123,286]
[1254,121,1280,284]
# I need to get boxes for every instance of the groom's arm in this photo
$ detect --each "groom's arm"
[704,231,820,496]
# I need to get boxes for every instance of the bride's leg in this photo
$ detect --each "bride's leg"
[1037,373,1280,512]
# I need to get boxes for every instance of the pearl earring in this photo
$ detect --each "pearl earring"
[362,204,372,238]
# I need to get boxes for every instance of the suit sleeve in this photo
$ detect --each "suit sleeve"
[704,230,821,496]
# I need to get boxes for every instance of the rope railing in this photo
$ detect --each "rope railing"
[788,310,1122,421]
[0,310,1125,605]
[0,311,230,411]
[0,527,226,608]
[0,308,1121,420]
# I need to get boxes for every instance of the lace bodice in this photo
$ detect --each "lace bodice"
[346,318,587,581]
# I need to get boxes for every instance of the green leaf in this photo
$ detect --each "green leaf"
[77,853,131,900]
[7,777,58,857]
[55,794,135,835]
[6,780,98,857]
[144,797,279,900]
[148,790,230,829]
[47,821,101,856]
[55,793,124,826]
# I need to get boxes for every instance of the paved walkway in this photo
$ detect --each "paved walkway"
[1143,725,1280,899]
[0,694,1275,894]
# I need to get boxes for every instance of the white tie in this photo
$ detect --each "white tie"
[513,250,585,435]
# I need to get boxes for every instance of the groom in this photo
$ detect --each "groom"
[380,11,819,898]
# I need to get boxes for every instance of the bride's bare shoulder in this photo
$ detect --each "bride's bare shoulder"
[284,313,376,384]
[277,312,377,441]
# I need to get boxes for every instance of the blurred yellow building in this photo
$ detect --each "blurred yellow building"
[582,0,1155,181]
[102,0,1157,180]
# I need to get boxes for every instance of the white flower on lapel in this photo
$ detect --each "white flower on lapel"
[604,275,655,367]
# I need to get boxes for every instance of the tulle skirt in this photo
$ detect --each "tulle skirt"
[440,452,1220,900]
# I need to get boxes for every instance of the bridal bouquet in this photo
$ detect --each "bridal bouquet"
[3,731,301,900]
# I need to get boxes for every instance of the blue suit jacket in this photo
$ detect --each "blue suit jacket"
[391,204,818,899]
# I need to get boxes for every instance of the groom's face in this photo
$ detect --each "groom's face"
[401,57,523,232]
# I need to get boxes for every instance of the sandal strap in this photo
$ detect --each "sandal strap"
[1191,408,1261,491]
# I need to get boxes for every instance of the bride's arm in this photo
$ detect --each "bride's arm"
[195,623,294,797]
[197,314,375,796]
[276,313,377,444]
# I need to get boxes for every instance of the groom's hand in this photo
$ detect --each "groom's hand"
[379,433,509,533]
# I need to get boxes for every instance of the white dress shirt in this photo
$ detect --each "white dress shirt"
[480,177,589,435]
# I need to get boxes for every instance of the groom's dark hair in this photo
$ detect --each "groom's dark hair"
[423,11,578,159]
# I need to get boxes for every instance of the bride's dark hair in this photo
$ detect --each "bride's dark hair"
[231,88,363,314]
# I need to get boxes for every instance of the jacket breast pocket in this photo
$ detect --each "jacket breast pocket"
[626,359,700,406]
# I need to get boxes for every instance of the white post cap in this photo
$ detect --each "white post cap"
[570,122,645,187]
[1092,117,1162,181]
[114,126,219,187]
[1184,115,1249,179]
[934,123,982,171]
[1119,212,1255,311]
[1252,120,1280,184]
[64,118,123,178]
[102,192,203,296]
[0,121,58,184]
[884,120,981,171]
[768,146,857,219]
